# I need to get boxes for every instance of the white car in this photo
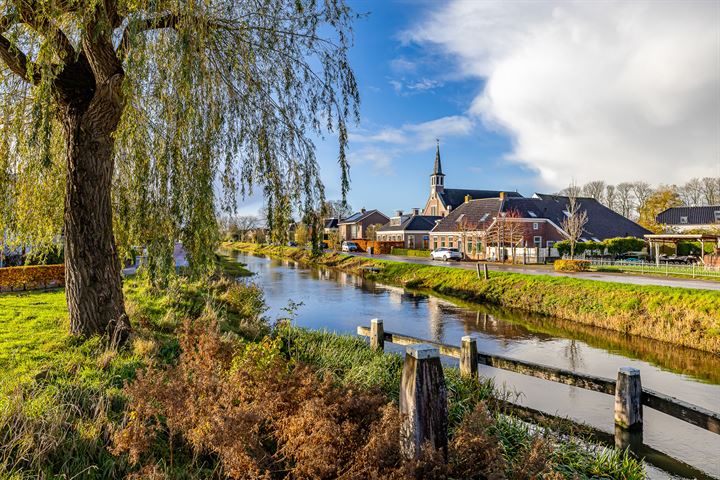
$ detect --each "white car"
[430,247,462,261]
[341,241,359,252]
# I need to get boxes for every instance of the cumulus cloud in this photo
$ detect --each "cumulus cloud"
[405,1,720,188]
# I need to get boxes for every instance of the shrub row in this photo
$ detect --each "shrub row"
[553,259,591,272]
[0,264,65,291]
[390,247,431,257]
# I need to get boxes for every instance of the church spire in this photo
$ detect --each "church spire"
[433,138,443,175]
[430,138,445,193]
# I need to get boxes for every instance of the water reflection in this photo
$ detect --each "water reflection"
[234,252,720,478]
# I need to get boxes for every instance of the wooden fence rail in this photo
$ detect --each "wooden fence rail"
[356,323,720,435]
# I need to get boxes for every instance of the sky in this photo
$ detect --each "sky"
[238,0,720,217]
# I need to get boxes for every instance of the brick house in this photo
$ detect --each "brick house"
[430,193,650,261]
[338,209,390,241]
[376,209,440,250]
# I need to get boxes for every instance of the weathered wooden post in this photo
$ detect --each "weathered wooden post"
[615,367,643,429]
[460,335,478,378]
[614,423,643,452]
[483,263,489,280]
[370,318,384,352]
[476,262,481,279]
[399,344,448,461]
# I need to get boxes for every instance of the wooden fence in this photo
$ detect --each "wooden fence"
[357,321,720,435]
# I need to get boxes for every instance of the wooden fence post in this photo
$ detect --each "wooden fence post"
[476,263,481,279]
[460,335,478,378]
[615,367,642,429]
[370,318,384,352]
[483,263,489,280]
[399,344,448,461]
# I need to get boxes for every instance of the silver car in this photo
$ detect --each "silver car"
[430,247,462,261]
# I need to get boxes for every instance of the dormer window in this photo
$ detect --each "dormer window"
[680,216,688,224]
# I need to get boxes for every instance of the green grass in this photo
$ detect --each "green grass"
[229,242,720,354]
[0,256,645,479]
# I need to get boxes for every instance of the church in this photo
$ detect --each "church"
[422,141,522,217]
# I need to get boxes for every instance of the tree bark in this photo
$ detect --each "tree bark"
[62,74,129,346]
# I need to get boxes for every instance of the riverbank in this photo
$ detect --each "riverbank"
[0,267,644,478]
[225,242,720,355]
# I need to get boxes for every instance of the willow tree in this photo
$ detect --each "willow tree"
[0,0,358,343]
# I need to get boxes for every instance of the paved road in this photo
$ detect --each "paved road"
[349,253,720,291]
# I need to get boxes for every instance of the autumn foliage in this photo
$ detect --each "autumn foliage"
[553,259,591,272]
[113,317,561,479]
[0,264,64,291]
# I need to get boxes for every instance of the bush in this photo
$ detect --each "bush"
[603,237,646,256]
[554,259,591,272]
[0,264,65,290]
[390,247,431,257]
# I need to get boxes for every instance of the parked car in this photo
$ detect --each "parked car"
[341,241,359,252]
[430,247,462,261]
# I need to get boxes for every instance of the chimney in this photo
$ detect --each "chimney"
[395,210,403,217]
[448,205,452,212]
[412,208,420,216]
[499,192,505,200]
[464,194,472,203]
[361,208,366,213]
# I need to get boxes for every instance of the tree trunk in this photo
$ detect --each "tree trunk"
[62,75,129,346]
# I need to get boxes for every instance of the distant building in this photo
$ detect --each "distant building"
[656,206,720,232]
[376,208,440,250]
[422,140,522,217]
[430,193,650,261]
[322,217,339,242]
[338,209,390,241]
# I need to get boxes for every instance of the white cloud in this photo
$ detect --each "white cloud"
[405,1,720,188]
[348,115,474,174]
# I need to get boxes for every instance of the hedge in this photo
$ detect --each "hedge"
[390,247,431,258]
[554,259,591,272]
[0,264,65,291]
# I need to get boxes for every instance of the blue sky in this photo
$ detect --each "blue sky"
[238,0,720,217]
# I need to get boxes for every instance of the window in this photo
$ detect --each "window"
[433,237,438,249]
[547,241,555,248]
[441,237,446,247]
[528,211,537,218]
[680,216,688,224]
[533,236,542,247]
[532,222,539,230]
[714,211,720,222]
[479,213,489,222]
[431,206,437,216]
[449,237,455,247]
[408,236,415,249]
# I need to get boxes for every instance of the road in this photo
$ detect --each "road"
[349,252,720,291]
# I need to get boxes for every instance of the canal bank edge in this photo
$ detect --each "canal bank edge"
[224,242,720,355]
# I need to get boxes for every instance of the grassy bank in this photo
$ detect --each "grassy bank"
[227,242,720,354]
[0,262,645,478]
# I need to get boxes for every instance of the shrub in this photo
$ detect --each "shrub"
[603,237,646,256]
[391,247,431,258]
[0,264,65,291]
[554,259,591,272]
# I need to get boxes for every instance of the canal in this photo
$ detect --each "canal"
[231,251,720,479]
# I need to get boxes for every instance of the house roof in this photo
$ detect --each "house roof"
[438,189,522,211]
[377,215,441,232]
[431,194,650,240]
[324,218,339,229]
[339,209,388,225]
[519,194,651,240]
[656,206,720,226]
[432,198,502,233]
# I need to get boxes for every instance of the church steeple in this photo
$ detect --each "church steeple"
[430,138,445,193]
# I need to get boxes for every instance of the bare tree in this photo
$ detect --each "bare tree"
[561,189,588,258]
[605,184,617,211]
[679,178,704,206]
[323,200,353,220]
[701,177,720,205]
[616,182,636,219]
[503,209,525,264]
[582,180,606,202]
[455,215,480,260]
[632,181,654,219]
